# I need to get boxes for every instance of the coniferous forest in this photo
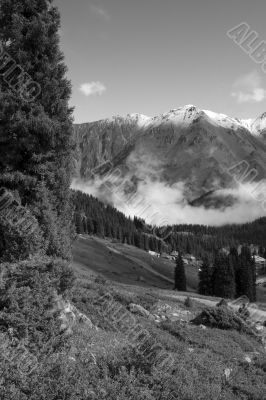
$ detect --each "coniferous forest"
[72,189,266,259]
[73,190,259,301]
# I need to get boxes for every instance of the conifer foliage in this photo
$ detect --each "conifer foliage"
[198,247,257,301]
[238,246,256,302]
[174,253,187,291]
[212,252,236,299]
[0,0,73,260]
[198,256,213,296]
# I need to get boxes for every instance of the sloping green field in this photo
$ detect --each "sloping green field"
[72,235,199,291]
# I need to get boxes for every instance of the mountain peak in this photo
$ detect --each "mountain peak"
[127,113,151,128]
[83,106,266,137]
[183,104,198,110]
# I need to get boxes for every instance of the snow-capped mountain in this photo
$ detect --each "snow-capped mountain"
[105,105,266,136]
[99,105,266,135]
[73,105,266,213]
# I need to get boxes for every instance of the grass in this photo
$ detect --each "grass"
[66,235,266,398]
[72,235,199,291]
[67,266,266,400]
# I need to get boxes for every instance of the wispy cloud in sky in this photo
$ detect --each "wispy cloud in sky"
[231,70,266,103]
[90,4,110,20]
[79,81,107,97]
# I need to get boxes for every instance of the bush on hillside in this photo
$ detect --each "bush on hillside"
[94,275,107,285]
[191,307,255,335]
[184,296,193,308]
[216,298,228,308]
[0,257,75,350]
[111,290,157,311]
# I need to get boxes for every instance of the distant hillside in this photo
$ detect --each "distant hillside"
[72,190,266,259]
[68,267,266,400]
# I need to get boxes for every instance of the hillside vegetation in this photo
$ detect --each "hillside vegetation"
[68,272,266,400]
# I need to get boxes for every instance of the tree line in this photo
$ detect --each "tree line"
[72,190,170,253]
[174,246,257,302]
[73,190,266,261]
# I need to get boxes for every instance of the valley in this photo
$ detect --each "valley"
[72,234,266,306]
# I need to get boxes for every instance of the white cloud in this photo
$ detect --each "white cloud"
[232,88,266,103]
[91,4,110,20]
[79,81,106,97]
[71,145,266,227]
[231,70,266,103]
[71,176,266,227]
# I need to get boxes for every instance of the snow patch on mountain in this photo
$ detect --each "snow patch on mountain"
[240,119,255,132]
[249,112,266,135]
[148,105,202,128]
[88,106,266,137]
[128,113,152,127]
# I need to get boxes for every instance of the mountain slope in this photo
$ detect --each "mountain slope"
[73,106,266,223]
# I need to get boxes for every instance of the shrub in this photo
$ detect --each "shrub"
[0,257,75,349]
[216,298,228,308]
[109,290,157,312]
[184,296,193,308]
[135,293,157,311]
[191,307,255,335]
[111,291,136,307]
[94,275,107,285]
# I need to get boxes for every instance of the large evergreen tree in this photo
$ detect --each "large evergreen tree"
[198,256,213,296]
[212,252,235,299]
[0,0,73,260]
[229,247,241,297]
[174,252,187,291]
[237,246,256,302]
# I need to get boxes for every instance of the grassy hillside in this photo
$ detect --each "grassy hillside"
[72,235,266,306]
[67,265,266,400]
[72,235,199,291]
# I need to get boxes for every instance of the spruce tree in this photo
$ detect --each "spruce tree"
[251,254,257,302]
[0,0,73,260]
[229,247,240,297]
[87,217,94,234]
[212,252,235,298]
[198,256,213,296]
[238,246,256,302]
[174,252,187,291]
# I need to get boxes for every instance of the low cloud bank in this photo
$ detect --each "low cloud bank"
[71,173,266,227]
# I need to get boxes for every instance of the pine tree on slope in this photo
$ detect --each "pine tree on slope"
[174,253,187,291]
[198,256,213,296]
[229,246,241,297]
[212,252,235,299]
[238,246,256,302]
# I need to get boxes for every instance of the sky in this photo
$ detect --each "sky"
[55,0,266,123]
